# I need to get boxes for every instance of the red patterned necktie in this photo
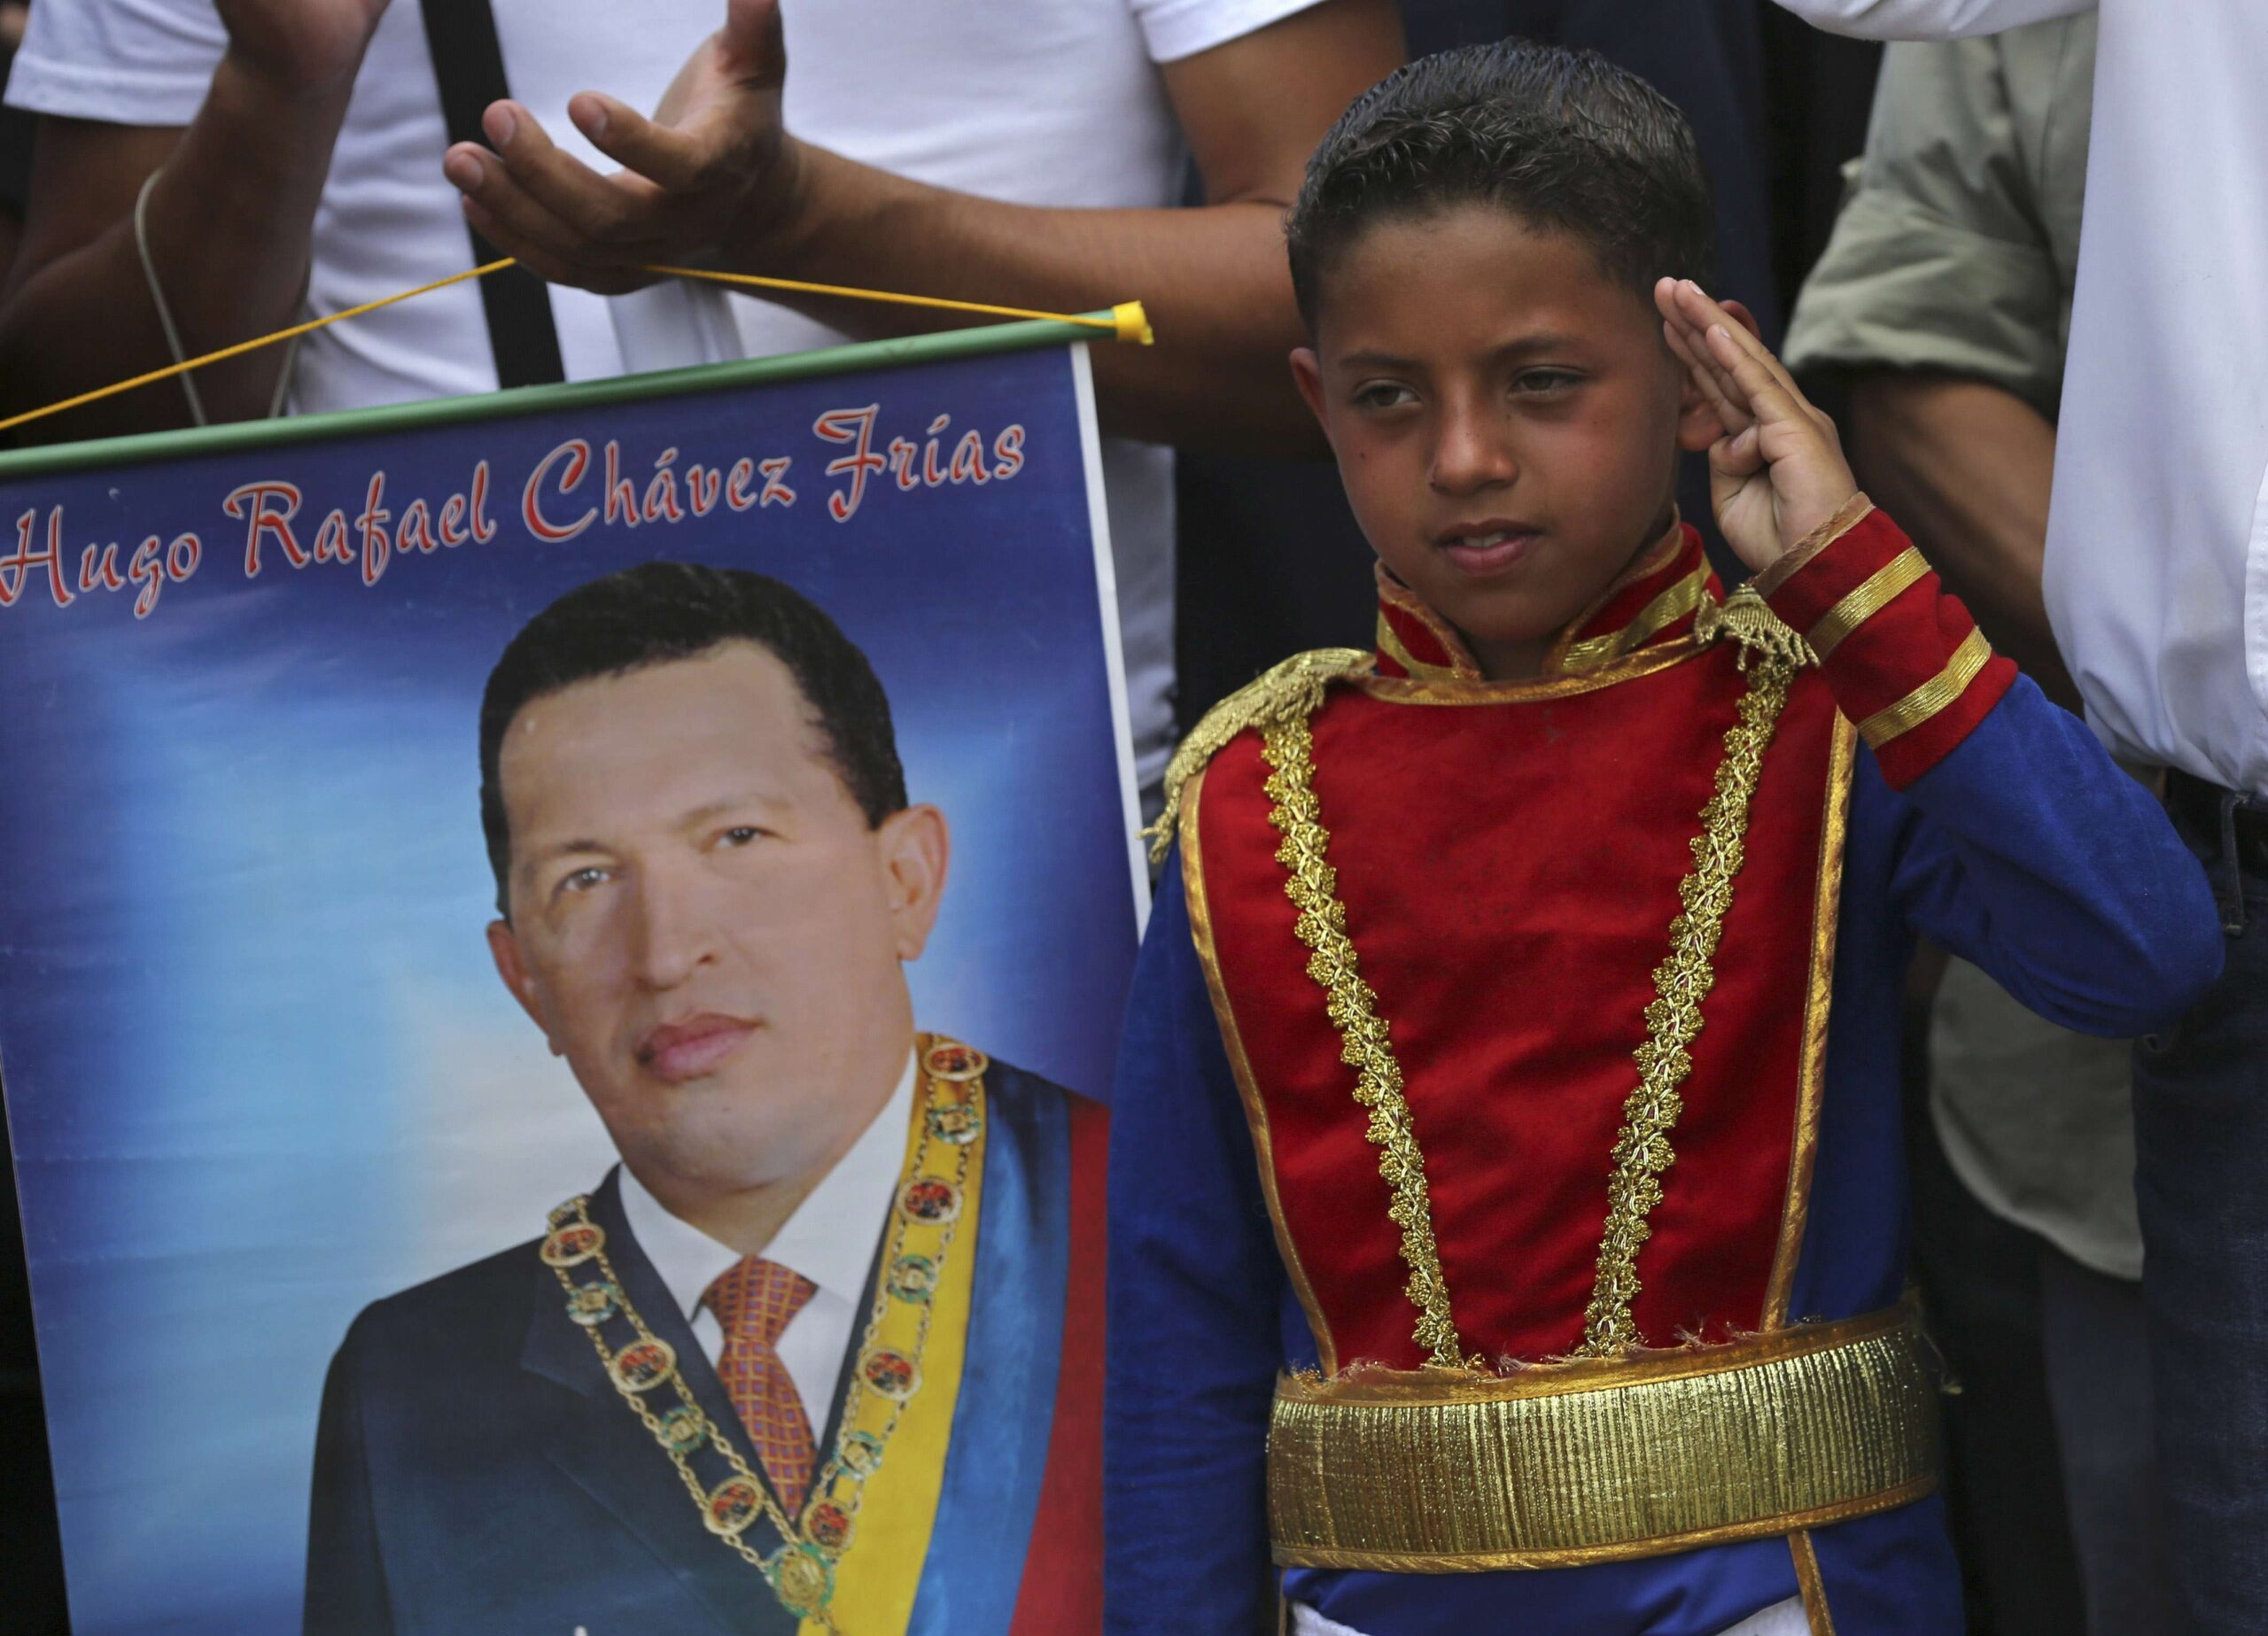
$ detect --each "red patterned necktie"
[703,1257,819,1516]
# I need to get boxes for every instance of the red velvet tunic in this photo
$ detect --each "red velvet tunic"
[1186,523,1851,1369]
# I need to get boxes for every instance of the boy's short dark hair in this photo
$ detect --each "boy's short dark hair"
[478,562,908,913]
[1285,41,1714,330]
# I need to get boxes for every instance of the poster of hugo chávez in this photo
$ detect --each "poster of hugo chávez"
[0,327,1142,1636]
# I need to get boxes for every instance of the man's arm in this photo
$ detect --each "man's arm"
[1782,30,2087,702]
[1769,0,2091,39]
[0,2,388,441]
[1847,375,2074,704]
[444,0,1405,453]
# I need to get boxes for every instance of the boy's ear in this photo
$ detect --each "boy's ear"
[1674,298,1766,453]
[1289,347,1330,436]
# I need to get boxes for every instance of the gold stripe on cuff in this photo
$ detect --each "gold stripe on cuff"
[1750,492,1876,598]
[1856,626,1993,748]
[1806,547,1930,661]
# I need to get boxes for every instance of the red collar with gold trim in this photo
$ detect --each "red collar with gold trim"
[1373,520,1720,683]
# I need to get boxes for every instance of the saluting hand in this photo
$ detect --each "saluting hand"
[1655,277,1859,574]
[442,0,796,296]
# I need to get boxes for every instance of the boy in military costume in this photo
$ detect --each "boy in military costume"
[1103,43,2222,1636]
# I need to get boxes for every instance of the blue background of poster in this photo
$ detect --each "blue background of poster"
[0,342,1139,1634]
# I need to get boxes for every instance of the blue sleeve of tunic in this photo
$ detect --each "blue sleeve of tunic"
[1872,672,2223,1032]
[1105,847,1287,1636]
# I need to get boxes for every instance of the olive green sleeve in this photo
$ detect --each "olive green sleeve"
[1783,32,2073,418]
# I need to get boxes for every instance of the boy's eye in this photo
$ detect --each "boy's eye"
[717,825,767,849]
[1354,382,1417,411]
[1514,369,1581,396]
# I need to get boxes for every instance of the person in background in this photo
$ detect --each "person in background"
[1775,3,2268,1629]
[1783,17,2175,1632]
[0,0,1404,809]
[0,3,27,269]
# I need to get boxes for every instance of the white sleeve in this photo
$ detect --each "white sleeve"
[1769,0,2093,40]
[1130,0,1326,66]
[4,0,229,126]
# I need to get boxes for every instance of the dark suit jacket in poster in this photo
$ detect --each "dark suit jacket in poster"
[303,1058,1092,1636]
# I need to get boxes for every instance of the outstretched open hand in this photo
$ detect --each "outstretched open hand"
[441,0,795,295]
[1656,277,1858,574]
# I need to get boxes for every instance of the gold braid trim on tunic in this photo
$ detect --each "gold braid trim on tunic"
[1145,648,1373,865]
[1578,609,1807,1356]
[1225,592,1815,1366]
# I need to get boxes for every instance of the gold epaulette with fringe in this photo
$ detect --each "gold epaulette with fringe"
[1695,584,1818,672]
[1142,647,1372,863]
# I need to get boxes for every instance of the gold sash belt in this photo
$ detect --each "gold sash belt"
[1267,1301,1939,1572]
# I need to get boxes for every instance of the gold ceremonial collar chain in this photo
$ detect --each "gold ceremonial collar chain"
[540,1037,990,1628]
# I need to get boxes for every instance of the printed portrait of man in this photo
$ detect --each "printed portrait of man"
[303,563,1107,1636]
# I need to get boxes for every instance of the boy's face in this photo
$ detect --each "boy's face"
[1292,205,1728,678]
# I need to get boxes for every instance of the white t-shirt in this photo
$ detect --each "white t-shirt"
[11,0,1324,790]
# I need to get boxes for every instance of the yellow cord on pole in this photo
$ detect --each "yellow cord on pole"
[0,259,517,436]
[646,264,1154,345]
[0,259,1153,438]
